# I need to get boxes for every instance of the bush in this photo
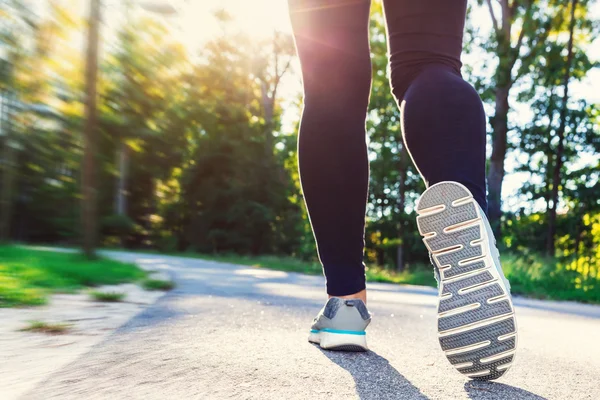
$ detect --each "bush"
[101,214,135,243]
[155,235,179,253]
[90,291,126,302]
[502,253,600,303]
[142,279,175,291]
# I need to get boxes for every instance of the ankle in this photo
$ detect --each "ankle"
[329,289,367,304]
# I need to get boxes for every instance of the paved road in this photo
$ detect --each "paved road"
[26,251,600,399]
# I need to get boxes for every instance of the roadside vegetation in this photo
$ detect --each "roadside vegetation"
[3,244,598,307]
[20,320,72,334]
[90,291,126,302]
[142,278,176,291]
[0,246,144,307]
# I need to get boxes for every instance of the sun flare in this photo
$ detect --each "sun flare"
[177,0,293,50]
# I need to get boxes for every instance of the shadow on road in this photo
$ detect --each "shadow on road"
[464,381,547,400]
[319,347,429,400]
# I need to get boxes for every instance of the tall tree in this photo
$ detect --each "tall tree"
[252,31,294,156]
[546,0,578,255]
[0,89,17,242]
[482,0,566,235]
[0,0,68,241]
[81,0,100,257]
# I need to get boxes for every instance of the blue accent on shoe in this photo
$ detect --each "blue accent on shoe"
[311,328,366,336]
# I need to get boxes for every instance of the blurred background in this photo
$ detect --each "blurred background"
[0,0,599,303]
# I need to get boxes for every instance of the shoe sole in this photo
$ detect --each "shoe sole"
[416,181,517,381]
[309,330,368,352]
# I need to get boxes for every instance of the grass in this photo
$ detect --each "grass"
[90,291,126,302]
[366,265,437,287]
[502,253,600,304]
[142,278,176,291]
[0,245,145,307]
[14,244,600,305]
[20,320,72,334]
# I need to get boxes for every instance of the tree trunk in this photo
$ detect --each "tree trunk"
[81,0,100,259]
[0,139,17,242]
[396,145,408,272]
[546,0,577,256]
[487,84,510,236]
[0,92,17,242]
[114,142,129,216]
[485,0,513,238]
[544,90,556,215]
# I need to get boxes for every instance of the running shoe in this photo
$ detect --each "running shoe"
[308,297,371,352]
[416,181,517,380]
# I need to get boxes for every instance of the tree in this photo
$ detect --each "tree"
[546,0,578,255]
[512,0,597,256]
[101,12,189,247]
[0,88,17,242]
[163,18,304,255]
[0,0,69,242]
[250,31,296,252]
[81,0,100,257]
[482,0,568,235]
[251,31,294,156]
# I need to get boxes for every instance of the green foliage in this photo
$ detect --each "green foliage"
[503,252,600,303]
[0,245,144,307]
[101,214,135,241]
[141,278,175,291]
[0,274,46,307]
[89,290,126,302]
[366,265,437,287]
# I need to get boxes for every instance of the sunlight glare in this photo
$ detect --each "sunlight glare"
[178,0,293,51]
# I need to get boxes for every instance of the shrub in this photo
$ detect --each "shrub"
[90,291,126,302]
[142,279,175,291]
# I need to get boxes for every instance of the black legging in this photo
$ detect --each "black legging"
[289,0,487,296]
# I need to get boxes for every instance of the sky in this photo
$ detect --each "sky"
[42,0,600,212]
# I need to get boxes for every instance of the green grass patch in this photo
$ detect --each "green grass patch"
[142,278,176,291]
[20,320,72,334]
[0,245,145,307]
[366,265,437,287]
[502,253,600,304]
[90,291,126,302]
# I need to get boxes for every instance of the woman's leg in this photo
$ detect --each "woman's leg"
[288,0,372,297]
[383,0,487,211]
[383,2,518,381]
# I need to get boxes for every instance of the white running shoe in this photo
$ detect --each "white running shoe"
[309,297,371,352]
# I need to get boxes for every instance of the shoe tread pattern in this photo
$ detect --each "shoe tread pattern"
[417,182,517,381]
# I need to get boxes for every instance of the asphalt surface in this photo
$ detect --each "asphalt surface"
[25,251,600,399]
